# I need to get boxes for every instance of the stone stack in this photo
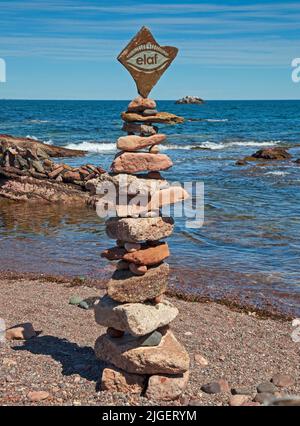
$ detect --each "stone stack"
[94,96,190,401]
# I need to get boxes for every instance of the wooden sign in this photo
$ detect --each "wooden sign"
[118,26,178,98]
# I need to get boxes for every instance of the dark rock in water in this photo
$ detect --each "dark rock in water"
[175,96,204,105]
[235,159,248,166]
[250,147,291,161]
[295,159,300,164]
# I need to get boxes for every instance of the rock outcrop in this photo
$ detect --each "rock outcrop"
[175,96,204,104]
[237,147,292,165]
[0,136,106,203]
[0,134,86,157]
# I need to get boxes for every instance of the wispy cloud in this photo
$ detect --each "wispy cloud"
[0,1,299,67]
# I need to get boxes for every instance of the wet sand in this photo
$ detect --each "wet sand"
[0,276,299,406]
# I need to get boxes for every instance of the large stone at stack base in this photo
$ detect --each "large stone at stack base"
[101,366,146,394]
[94,328,189,375]
[145,371,190,401]
[107,263,169,303]
[94,295,178,336]
[105,217,174,243]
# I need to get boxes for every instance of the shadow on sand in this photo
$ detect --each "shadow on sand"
[13,335,104,389]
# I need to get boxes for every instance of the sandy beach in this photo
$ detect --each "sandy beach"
[1,274,299,406]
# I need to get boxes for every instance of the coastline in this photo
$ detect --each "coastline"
[0,275,299,406]
[0,269,294,321]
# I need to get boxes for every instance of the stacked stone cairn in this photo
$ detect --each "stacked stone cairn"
[94,96,191,401]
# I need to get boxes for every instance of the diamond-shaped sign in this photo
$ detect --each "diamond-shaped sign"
[117,26,178,98]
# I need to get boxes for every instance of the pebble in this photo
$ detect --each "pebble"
[254,392,274,404]
[69,296,82,306]
[257,381,277,394]
[124,242,141,253]
[142,109,158,116]
[271,374,295,388]
[28,391,50,402]
[229,395,250,406]
[107,327,125,338]
[78,300,89,310]
[129,263,147,276]
[194,354,209,367]
[6,323,37,341]
[201,379,230,394]
[241,401,261,406]
[149,145,159,154]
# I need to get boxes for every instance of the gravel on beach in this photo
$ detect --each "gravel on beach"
[0,277,299,406]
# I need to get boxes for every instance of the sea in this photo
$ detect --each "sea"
[1,99,300,317]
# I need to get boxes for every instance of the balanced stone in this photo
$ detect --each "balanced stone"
[117,134,166,151]
[101,366,146,394]
[101,247,126,261]
[122,123,158,136]
[121,111,184,124]
[127,96,156,113]
[107,263,169,303]
[92,173,168,197]
[111,152,173,174]
[129,263,147,275]
[142,109,158,116]
[148,187,189,210]
[94,295,178,336]
[145,371,189,401]
[123,242,170,266]
[94,329,189,375]
[105,217,174,243]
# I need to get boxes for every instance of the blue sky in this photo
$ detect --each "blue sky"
[0,0,299,100]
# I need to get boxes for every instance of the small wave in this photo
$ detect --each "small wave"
[204,119,229,122]
[265,171,289,176]
[43,139,53,145]
[26,135,38,141]
[64,141,116,153]
[28,120,49,124]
